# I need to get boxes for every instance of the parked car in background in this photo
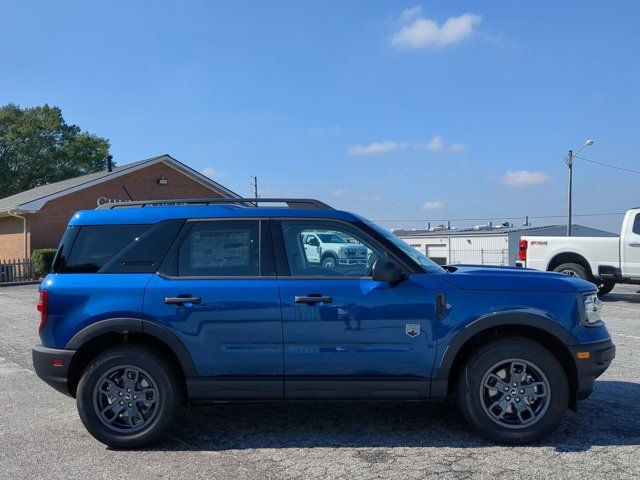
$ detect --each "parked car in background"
[301,230,370,267]
[32,198,614,448]
[518,207,640,296]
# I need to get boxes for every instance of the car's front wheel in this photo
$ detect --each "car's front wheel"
[457,337,569,445]
[321,254,338,268]
[76,346,181,449]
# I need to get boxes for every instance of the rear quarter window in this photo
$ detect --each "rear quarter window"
[54,224,149,273]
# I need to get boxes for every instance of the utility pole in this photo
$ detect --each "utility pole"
[566,150,573,236]
[251,175,259,205]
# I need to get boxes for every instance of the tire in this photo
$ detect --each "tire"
[76,345,181,449]
[553,262,591,281]
[457,337,569,445]
[597,281,615,297]
[321,253,338,268]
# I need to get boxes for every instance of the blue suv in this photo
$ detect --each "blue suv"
[32,198,614,448]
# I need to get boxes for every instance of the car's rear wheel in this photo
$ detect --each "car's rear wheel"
[553,262,591,281]
[457,337,568,445]
[597,281,615,297]
[76,346,180,449]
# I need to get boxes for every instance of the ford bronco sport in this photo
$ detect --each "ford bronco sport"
[32,198,614,448]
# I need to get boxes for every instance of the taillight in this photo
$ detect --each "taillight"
[518,240,528,261]
[37,290,48,333]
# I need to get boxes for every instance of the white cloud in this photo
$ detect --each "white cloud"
[399,5,423,23]
[349,136,465,156]
[333,189,347,197]
[422,201,444,211]
[425,135,444,151]
[359,194,381,203]
[423,135,465,153]
[391,12,482,49]
[201,167,223,179]
[348,140,408,155]
[500,170,551,187]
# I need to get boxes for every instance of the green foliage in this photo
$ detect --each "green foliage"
[0,104,111,198]
[32,248,57,278]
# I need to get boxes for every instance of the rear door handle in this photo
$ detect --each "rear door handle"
[295,295,333,305]
[629,242,640,247]
[164,296,201,305]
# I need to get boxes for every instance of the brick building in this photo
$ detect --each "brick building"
[0,154,238,260]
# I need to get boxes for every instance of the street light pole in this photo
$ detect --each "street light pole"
[565,140,594,237]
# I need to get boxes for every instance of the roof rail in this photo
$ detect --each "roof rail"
[95,197,334,210]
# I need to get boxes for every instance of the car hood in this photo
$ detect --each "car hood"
[442,265,596,292]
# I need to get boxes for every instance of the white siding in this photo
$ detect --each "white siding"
[449,235,509,265]
[399,233,509,265]
[398,224,616,267]
[404,237,449,265]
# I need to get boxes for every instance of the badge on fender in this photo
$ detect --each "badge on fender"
[405,324,420,337]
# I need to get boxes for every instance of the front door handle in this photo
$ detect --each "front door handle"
[164,296,202,305]
[295,294,333,305]
[629,242,640,247]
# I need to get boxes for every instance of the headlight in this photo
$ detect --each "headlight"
[583,293,603,325]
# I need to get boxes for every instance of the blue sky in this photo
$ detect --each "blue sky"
[2,1,639,232]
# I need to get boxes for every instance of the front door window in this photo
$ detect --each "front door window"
[280,221,381,277]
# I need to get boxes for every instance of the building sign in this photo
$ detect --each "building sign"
[96,197,128,207]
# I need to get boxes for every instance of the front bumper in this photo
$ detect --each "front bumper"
[32,345,76,396]
[569,338,615,400]
[338,258,368,265]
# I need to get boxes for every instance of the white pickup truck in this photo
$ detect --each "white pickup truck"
[517,207,640,296]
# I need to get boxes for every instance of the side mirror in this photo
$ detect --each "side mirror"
[372,258,405,284]
[307,238,319,247]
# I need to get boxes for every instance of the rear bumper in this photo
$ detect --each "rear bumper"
[32,345,76,397]
[570,338,615,400]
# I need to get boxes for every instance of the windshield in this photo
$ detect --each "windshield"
[365,220,445,274]
[317,233,348,243]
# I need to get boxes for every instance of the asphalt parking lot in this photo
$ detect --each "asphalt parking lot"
[1,284,639,480]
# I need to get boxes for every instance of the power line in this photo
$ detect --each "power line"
[574,156,640,174]
[371,211,627,223]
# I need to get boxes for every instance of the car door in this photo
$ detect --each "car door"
[273,219,438,400]
[622,212,640,277]
[303,233,321,263]
[143,218,283,400]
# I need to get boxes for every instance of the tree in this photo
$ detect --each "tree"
[0,104,111,198]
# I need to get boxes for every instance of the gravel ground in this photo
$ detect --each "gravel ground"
[0,283,639,479]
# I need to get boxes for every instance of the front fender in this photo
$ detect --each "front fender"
[433,310,578,383]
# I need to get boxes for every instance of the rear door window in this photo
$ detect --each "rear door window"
[175,220,261,277]
[56,224,149,273]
